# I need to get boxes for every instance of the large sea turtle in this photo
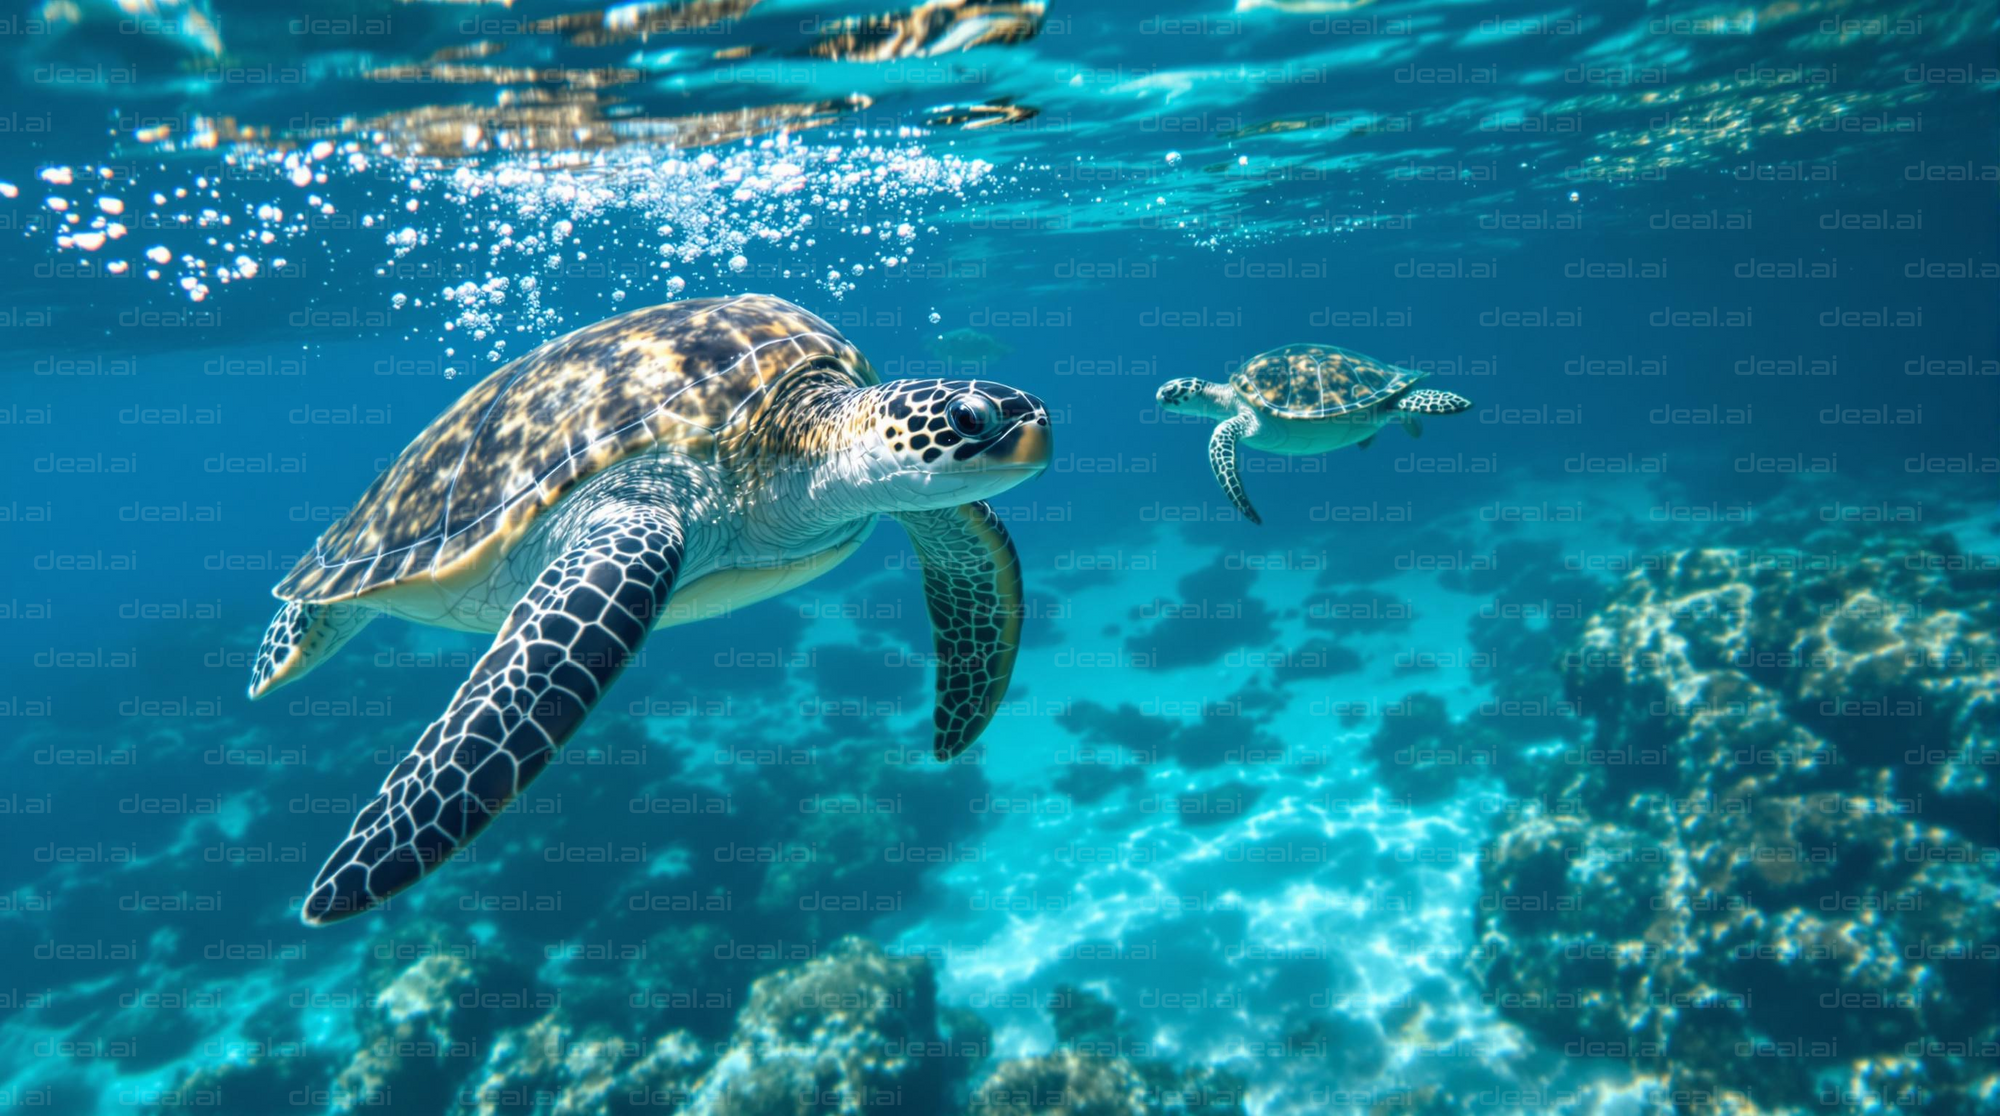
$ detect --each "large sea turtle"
[250,294,1052,925]
[1155,344,1471,524]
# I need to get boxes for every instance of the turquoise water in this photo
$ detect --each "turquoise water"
[2,0,1997,1113]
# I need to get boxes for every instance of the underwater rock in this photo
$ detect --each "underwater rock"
[207,933,984,1116]
[970,1049,1151,1116]
[618,1032,715,1113]
[1480,537,2000,1114]
[1047,984,1120,1049]
[751,753,988,939]
[138,990,340,1116]
[969,986,1245,1116]
[336,921,545,1114]
[189,935,979,1116]
[1123,558,1281,671]
[691,937,972,1114]
[458,1014,706,1116]
[1564,539,2000,824]
[1052,758,1146,805]
[1300,588,1415,637]
[1060,690,1286,771]
[137,917,1247,1116]
[138,919,591,1116]
[1268,637,1364,684]
[1366,692,1508,804]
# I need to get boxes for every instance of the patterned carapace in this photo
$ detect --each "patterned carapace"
[1229,343,1422,420]
[276,295,872,604]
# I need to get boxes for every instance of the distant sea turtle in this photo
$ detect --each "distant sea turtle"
[1155,344,1471,524]
[250,295,1052,925]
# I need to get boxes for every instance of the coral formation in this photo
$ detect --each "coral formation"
[143,935,1254,1116]
[969,986,1246,1116]
[1478,537,2000,1114]
[695,937,970,1115]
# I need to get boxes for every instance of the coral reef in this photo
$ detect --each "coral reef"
[971,1050,1152,1116]
[695,937,972,1115]
[969,986,1246,1116]
[144,935,1249,1116]
[440,936,981,1115]
[1478,536,2000,1115]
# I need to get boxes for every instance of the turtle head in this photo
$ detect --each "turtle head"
[859,379,1051,510]
[1155,377,1237,419]
[1156,378,1209,408]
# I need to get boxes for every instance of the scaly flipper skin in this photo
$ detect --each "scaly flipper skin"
[1395,388,1473,415]
[1209,412,1263,526]
[896,501,1024,760]
[300,505,683,925]
[248,602,376,700]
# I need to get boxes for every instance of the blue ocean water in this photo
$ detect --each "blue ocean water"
[2,1,1997,1113]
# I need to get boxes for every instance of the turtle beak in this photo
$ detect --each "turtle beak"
[983,418,1050,472]
[976,389,1051,473]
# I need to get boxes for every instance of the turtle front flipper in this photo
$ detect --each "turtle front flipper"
[896,501,1025,761]
[300,505,684,925]
[1209,412,1263,526]
[248,601,376,699]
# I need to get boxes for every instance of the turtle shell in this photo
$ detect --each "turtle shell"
[1229,343,1423,420]
[273,294,874,605]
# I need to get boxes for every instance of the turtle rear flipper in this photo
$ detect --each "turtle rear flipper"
[300,503,684,926]
[1395,388,1472,415]
[1209,412,1263,526]
[248,601,376,699]
[897,502,1025,760]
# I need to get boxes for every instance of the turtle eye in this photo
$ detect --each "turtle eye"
[944,394,1000,440]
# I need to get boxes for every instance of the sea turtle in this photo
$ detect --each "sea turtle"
[249,294,1052,925]
[1155,344,1471,524]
